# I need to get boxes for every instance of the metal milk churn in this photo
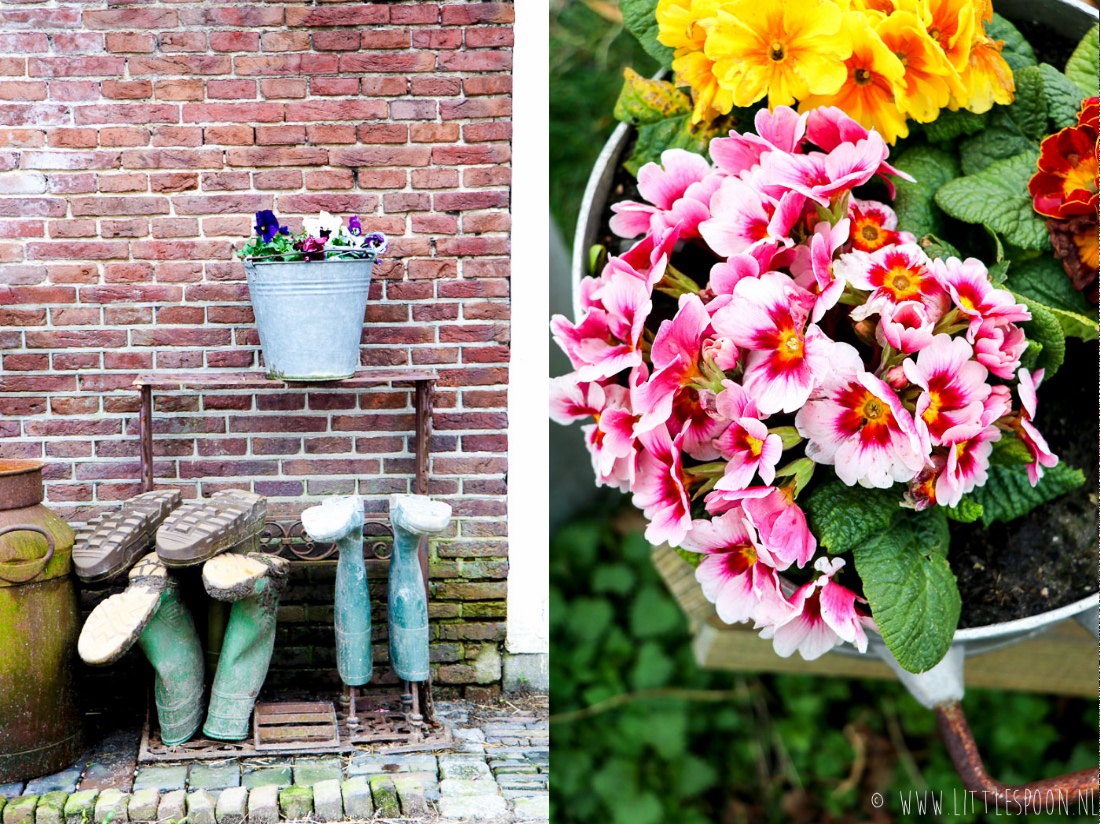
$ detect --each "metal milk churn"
[0,460,84,782]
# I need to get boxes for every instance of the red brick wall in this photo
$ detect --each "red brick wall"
[0,1,513,694]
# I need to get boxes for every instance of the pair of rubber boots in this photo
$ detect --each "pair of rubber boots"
[76,490,282,745]
[301,493,451,687]
[73,489,267,585]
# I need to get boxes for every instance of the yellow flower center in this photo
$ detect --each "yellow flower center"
[861,224,880,241]
[769,40,786,62]
[895,51,909,67]
[854,68,873,85]
[746,433,764,458]
[1063,155,1099,196]
[861,397,884,425]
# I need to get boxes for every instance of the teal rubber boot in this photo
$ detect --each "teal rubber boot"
[201,552,290,741]
[302,496,372,686]
[77,553,204,746]
[387,495,451,682]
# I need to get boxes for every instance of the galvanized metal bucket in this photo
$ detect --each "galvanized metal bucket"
[244,254,375,381]
[568,0,1099,807]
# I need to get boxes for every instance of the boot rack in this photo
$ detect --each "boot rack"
[127,370,450,760]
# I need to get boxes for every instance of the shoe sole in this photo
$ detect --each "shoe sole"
[73,490,181,585]
[156,490,266,568]
[203,551,289,601]
[79,552,169,666]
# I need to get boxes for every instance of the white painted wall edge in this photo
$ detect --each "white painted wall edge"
[505,0,550,654]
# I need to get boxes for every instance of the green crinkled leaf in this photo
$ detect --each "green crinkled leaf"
[921,108,989,143]
[629,586,684,638]
[620,0,674,68]
[803,478,901,555]
[892,146,959,239]
[614,68,692,125]
[910,507,950,557]
[853,512,961,673]
[1011,288,1066,376]
[1065,24,1099,97]
[967,462,1086,528]
[987,14,1036,71]
[1009,65,1048,142]
[991,433,1035,466]
[934,152,1051,251]
[918,234,961,261]
[1038,63,1090,130]
[626,116,723,176]
[944,498,984,523]
[1004,256,1099,341]
[959,109,1036,175]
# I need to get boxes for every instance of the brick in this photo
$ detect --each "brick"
[234,55,338,77]
[203,127,253,147]
[339,52,435,73]
[121,149,224,169]
[153,127,202,147]
[0,82,46,102]
[308,77,360,96]
[329,146,429,168]
[410,76,462,97]
[226,147,327,167]
[255,125,305,146]
[466,27,515,48]
[285,99,386,121]
[154,79,204,101]
[182,102,283,123]
[210,31,259,53]
[411,123,458,143]
[99,128,149,148]
[207,80,257,100]
[285,6,388,27]
[106,33,155,54]
[259,78,308,99]
[311,31,360,51]
[261,31,310,52]
[360,29,411,49]
[129,56,231,76]
[28,56,126,77]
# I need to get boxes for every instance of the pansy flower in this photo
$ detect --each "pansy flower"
[254,209,286,244]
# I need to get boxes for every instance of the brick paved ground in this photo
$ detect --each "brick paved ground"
[0,697,547,824]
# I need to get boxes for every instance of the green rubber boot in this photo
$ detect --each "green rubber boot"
[201,552,289,741]
[302,496,372,686]
[77,554,204,746]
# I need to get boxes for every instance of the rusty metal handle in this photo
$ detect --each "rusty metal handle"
[0,524,55,584]
[935,700,1099,813]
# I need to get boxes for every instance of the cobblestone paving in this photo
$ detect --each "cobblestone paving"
[0,696,548,824]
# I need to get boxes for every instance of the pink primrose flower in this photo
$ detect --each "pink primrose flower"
[737,485,817,569]
[548,374,605,425]
[1015,368,1058,485]
[790,218,851,322]
[795,342,926,488]
[935,418,1001,507]
[902,334,991,452]
[971,318,1027,380]
[710,106,807,175]
[837,243,948,322]
[803,107,913,197]
[632,424,693,547]
[848,198,915,253]
[930,257,1031,341]
[711,273,834,415]
[758,557,869,660]
[876,300,936,353]
[680,508,796,626]
[633,293,713,434]
[609,150,721,239]
[670,387,728,462]
[712,381,783,490]
[699,177,805,258]
[762,132,888,207]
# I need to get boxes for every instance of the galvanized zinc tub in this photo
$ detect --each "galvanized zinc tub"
[244,255,375,381]
[0,460,83,784]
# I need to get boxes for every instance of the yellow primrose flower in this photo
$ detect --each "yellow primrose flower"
[674,50,736,122]
[800,12,909,143]
[957,33,1015,113]
[657,0,710,52]
[850,0,899,14]
[704,0,852,109]
[900,0,977,72]
[875,10,962,121]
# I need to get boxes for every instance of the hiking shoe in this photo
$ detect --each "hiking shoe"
[73,490,181,585]
[77,552,169,666]
[156,490,266,568]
